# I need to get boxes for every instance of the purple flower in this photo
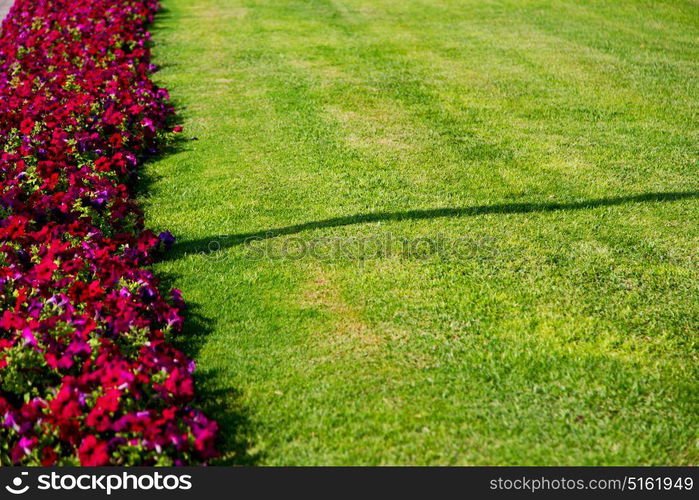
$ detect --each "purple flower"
[158,231,175,249]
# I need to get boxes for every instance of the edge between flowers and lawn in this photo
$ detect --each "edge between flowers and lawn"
[0,0,218,465]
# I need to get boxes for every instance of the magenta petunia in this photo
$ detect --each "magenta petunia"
[0,0,218,465]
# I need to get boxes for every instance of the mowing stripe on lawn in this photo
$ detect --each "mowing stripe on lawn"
[146,0,698,465]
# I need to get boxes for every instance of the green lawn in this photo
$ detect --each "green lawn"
[144,0,698,465]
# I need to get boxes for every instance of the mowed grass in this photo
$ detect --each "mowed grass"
[144,0,698,465]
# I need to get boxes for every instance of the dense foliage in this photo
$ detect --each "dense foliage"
[0,0,218,465]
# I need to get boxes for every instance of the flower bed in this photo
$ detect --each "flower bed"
[0,0,218,465]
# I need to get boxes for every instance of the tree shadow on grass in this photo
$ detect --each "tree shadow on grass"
[168,190,699,258]
[156,271,262,466]
[191,369,261,466]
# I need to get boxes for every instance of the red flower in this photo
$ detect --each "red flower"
[19,118,34,134]
[78,436,110,466]
[41,447,58,466]
[96,389,121,413]
[48,386,81,421]
[163,368,194,400]
[86,407,112,432]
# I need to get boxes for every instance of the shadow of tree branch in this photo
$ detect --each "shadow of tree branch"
[169,190,699,258]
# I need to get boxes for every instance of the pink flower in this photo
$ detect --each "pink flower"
[11,437,37,463]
